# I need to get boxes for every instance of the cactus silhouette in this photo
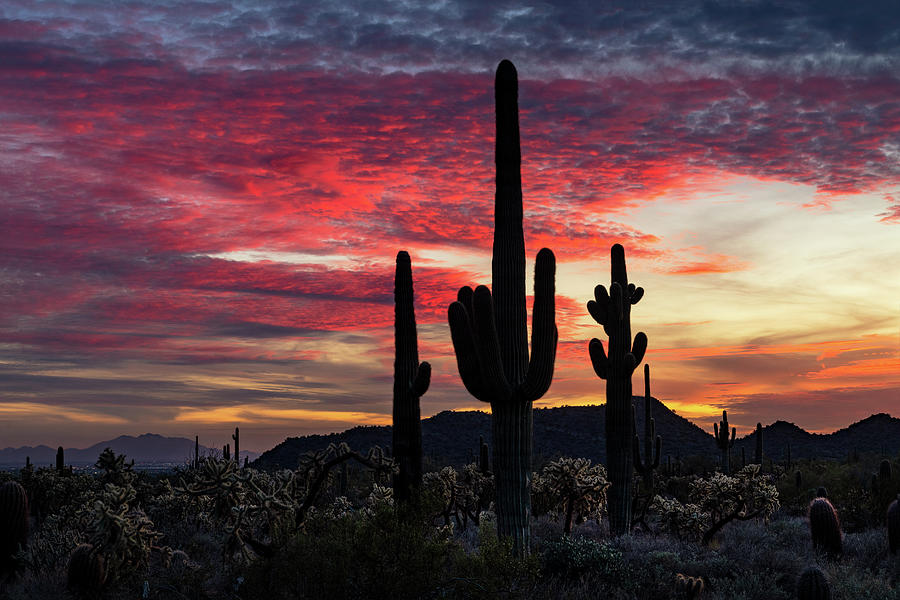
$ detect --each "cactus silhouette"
[796,565,831,600]
[754,422,763,465]
[194,435,200,469]
[588,243,647,536]
[448,60,557,554]
[808,497,842,555]
[479,435,490,474]
[879,459,892,481]
[633,363,661,494]
[232,427,240,466]
[393,250,431,502]
[674,573,704,599]
[713,410,736,474]
[67,543,107,594]
[56,446,65,472]
[888,494,899,554]
[0,480,29,573]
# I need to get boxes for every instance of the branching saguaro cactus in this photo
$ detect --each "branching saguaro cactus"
[714,410,736,474]
[448,60,557,555]
[634,363,661,494]
[588,243,647,536]
[393,250,431,502]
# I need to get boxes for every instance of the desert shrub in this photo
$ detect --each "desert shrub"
[541,535,624,580]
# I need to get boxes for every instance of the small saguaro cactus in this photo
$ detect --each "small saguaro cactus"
[796,565,831,600]
[879,459,892,481]
[674,573,704,599]
[0,480,29,572]
[713,410,736,474]
[479,436,490,474]
[754,422,763,465]
[392,250,431,502]
[447,60,558,555]
[67,543,107,594]
[887,494,899,554]
[194,435,200,469]
[56,446,65,472]
[588,243,647,537]
[633,363,661,494]
[223,444,230,462]
[232,427,240,466]
[808,497,842,555]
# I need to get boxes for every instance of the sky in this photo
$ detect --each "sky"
[1,1,898,452]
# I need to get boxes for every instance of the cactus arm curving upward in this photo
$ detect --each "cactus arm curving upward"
[447,60,557,555]
[589,243,647,536]
[393,250,431,502]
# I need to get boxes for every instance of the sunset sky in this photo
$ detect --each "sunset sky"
[1,1,898,452]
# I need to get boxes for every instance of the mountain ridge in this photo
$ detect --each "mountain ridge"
[255,401,899,470]
[0,433,260,467]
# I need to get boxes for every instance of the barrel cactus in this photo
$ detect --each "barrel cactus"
[448,60,558,554]
[674,573,704,599]
[808,497,842,555]
[888,494,899,554]
[796,565,831,600]
[67,543,108,594]
[0,480,29,572]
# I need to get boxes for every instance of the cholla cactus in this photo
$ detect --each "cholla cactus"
[532,457,609,535]
[87,483,165,583]
[652,465,779,545]
[95,448,135,486]
[364,484,394,514]
[423,464,493,530]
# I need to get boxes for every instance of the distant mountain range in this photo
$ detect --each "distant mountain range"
[255,398,900,470]
[0,433,260,467]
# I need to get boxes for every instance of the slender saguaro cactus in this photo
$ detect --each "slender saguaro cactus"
[223,444,230,462]
[232,427,240,466]
[393,251,431,502]
[714,410,736,474]
[589,243,647,536]
[448,60,558,555]
[755,422,763,465]
[633,363,661,493]
[56,446,65,472]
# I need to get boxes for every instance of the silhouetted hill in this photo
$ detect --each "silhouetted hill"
[257,397,716,469]
[256,402,900,470]
[0,433,260,467]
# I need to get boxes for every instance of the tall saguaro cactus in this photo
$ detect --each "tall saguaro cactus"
[232,427,240,466]
[393,250,431,502]
[634,363,661,493]
[714,410,736,474]
[448,60,558,554]
[754,422,763,465]
[588,243,647,536]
